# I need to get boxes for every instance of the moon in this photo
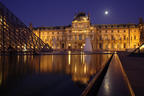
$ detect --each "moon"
[104,11,109,15]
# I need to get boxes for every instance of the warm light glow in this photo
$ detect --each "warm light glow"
[24,55,27,63]
[140,45,144,50]
[84,65,87,73]
[23,44,27,51]
[68,53,71,65]
[74,66,77,72]
[68,51,71,54]
[104,78,110,94]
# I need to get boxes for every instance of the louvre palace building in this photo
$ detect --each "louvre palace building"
[32,12,144,51]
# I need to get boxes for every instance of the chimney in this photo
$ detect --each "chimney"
[139,17,143,24]
[88,12,90,20]
[29,22,33,30]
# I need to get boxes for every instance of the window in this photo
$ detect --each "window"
[75,35,77,40]
[119,37,121,40]
[111,35,114,40]
[134,45,136,48]
[106,44,108,49]
[47,36,49,39]
[99,43,102,49]
[117,44,120,49]
[90,35,93,40]
[111,43,114,49]
[68,35,71,40]
[79,35,82,40]
[62,37,65,40]
[45,38,49,42]
[105,30,107,33]
[134,36,136,40]
[105,36,108,40]
[124,43,126,48]
[124,36,126,40]
[100,36,102,40]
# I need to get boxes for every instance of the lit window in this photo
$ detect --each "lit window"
[105,30,107,33]
[134,36,136,40]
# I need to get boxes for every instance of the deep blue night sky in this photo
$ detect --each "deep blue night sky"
[1,0,144,27]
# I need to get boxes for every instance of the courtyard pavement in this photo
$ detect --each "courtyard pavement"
[118,52,144,96]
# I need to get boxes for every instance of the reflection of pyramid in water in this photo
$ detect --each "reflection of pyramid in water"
[52,38,57,49]
[130,43,144,56]
[84,38,92,52]
[85,55,91,65]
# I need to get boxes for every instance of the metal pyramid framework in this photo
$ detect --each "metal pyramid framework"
[0,2,50,54]
[130,43,144,56]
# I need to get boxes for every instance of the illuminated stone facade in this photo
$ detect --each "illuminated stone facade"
[32,12,144,51]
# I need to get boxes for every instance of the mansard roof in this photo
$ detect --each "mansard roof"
[93,24,139,29]
[33,23,140,30]
[33,25,71,30]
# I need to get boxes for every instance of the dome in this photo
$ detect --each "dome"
[73,12,89,21]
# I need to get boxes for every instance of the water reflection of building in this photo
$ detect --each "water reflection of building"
[37,54,110,84]
[32,12,144,51]
[0,54,111,88]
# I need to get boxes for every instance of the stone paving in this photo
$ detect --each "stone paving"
[118,52,144,96]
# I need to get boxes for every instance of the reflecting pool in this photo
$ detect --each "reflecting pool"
[0,54,111,96]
